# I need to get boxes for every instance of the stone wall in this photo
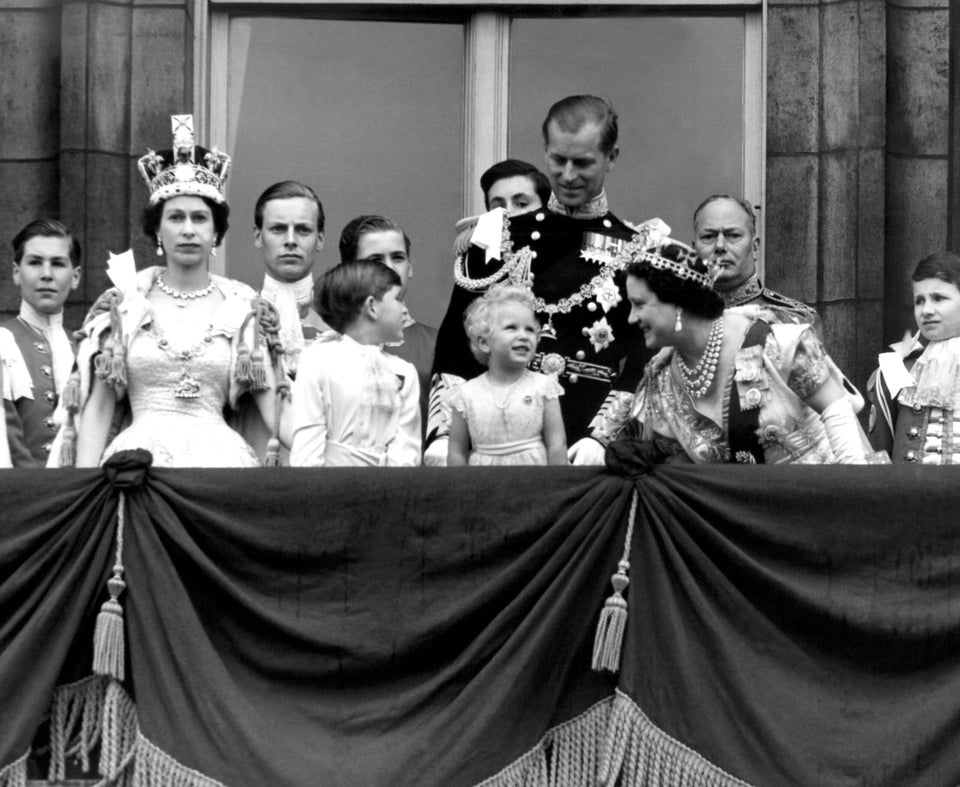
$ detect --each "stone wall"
[0,0,193,328]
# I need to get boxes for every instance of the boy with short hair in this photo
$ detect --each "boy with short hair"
[3,219,82,466]
[290,260,421,467]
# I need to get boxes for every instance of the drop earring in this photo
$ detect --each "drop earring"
[156,237,163,257]
[211,246,217,257]
[674,308,683,332]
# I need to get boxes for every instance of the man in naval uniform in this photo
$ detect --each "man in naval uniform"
[339,214,438,432]
[3,219,81,466]
[429,95,648,463]
[693,194,818,326]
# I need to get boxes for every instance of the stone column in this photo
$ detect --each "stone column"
[0,0,61,316]
[59,0,194,316]
[766,0,887,390]
[886,0,949,340]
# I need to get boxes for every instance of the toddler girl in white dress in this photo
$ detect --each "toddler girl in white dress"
[447,284,567,466]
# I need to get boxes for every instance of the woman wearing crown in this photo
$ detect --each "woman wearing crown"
[571,231,880,464]
[58,116,285,468]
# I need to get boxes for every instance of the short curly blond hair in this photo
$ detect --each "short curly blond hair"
[463,283,539,365]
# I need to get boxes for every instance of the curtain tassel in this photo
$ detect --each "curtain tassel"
[94,491,127,682]
[592,488,638,673]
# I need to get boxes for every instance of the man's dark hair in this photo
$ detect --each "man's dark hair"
[480,159,552,210]
[541,95,619,155]
[142,196,230,246]
[254,181,325,233]
[12,219,81,267]
[339,215,411,263]
[693,195,758,237]
[912,251,960,288]
[315,259,403,333]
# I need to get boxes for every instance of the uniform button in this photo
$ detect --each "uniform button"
[43,390,56,403]
[535,212,545,222]
[530,251,537,259]
[603,219,612,228]
[44,416,56,430]
[904,450,918,463]
[907,427,920,439]
[41,442,52,455]
[531,231,541,240]
[41,365,53,378]
[575,351,586,360]
[33,341,47,353]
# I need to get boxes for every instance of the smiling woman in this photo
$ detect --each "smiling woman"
[570,232,880,465]
[868,251,960,463]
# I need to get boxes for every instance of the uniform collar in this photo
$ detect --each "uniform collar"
[547,190,610,221]
[719,274,763,307]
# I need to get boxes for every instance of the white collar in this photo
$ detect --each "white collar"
[547,190,610,220]
[19,301,64,333]
[261,272,314,305]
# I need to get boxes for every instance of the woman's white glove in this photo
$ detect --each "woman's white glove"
[423,437,449,467]
[821,397,866,464]
[568,437,606,466]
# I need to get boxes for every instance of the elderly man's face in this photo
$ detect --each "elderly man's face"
[693,198,759,290]
[255,197,324,283]
[544,120,617,209]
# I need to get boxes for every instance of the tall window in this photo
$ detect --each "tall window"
[204,2,762,327]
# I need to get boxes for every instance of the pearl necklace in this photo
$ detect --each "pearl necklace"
[483,372,522,411]
[156,274,216,306]
[675,316,724,399]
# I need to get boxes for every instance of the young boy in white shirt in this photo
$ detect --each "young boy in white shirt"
[290,259,421,466]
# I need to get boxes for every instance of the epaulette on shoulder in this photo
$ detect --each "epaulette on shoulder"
[761,287,817,318]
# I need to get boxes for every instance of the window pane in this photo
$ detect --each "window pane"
[225,16,464,327]
[509,15,745,240]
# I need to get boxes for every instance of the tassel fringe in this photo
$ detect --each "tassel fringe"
[0,752,27,787]
[48,676,107,780]
[99,680,138,784]
[130,735,228,787]
[479,691,752,787]
[592,489,639,673]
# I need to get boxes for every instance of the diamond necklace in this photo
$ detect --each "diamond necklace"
[675,316,724,399]
[156,274,216,306]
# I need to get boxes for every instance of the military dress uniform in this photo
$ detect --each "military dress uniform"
[720,273,819,328]
[431,192,648,446]
[2,314,72,467]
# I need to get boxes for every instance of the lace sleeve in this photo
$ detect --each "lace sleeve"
[538,374,565,401]
[783,328,830,399]
[446,382,468,420]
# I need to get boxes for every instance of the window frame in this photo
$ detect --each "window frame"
[197,1,766,275]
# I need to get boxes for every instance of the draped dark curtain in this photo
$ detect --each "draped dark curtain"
[3,464,960,785]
